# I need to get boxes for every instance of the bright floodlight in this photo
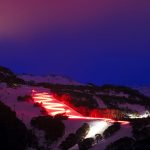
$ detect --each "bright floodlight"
[85,121,110,138]
[128,111,150,119]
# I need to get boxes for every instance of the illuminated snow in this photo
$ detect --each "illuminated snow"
[85,121,110,138]
[128,111,150,119]
[32,91,129,125]
[32,91,82,117]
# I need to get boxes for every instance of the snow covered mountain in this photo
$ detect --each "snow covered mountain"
[0,66,150,150]
[136,86,150,97]
[19,74,82,85]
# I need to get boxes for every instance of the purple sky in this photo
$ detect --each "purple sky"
[0,0,150,86]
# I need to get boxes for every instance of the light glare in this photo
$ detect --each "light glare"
[85,121,110,138]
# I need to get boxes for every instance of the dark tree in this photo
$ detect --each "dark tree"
[78,138,95,150]
[31,116,65,142]
[0,101,27,150]
[76,123,90,142]
[95,134,102,143]
[103,122,121,138]
[60,133,77,150]
[105,137,135,150]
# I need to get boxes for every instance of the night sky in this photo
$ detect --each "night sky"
[0,0,150,86]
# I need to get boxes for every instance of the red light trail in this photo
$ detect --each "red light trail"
[32,91,129,125]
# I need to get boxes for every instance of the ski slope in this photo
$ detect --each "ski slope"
[32,91,129,125]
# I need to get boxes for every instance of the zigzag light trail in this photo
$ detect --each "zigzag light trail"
[32,91,129,125]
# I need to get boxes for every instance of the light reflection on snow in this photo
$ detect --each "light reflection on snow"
[85,121,110,138]
[128,111,150,119]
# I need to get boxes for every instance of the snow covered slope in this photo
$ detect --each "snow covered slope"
[0,66,150,150]
[0,84,112,150]
[19,74,82,85]
[136,86,150,97]
[0,84,49,127]
[0,82,134,150]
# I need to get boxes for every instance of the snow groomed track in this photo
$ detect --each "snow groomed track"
[32,90,129,125]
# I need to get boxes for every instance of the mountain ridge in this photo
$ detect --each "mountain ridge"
[0,65,150,150]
